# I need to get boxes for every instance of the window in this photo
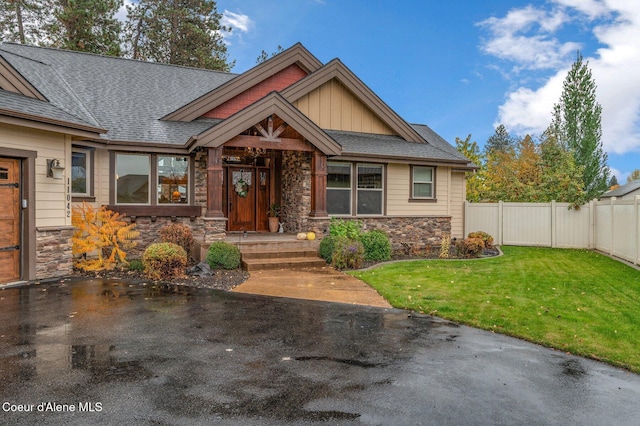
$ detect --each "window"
[327,162,351,215]
[412,166,434,199]
[326,162,384,216]
[357,164,383,215]
[115,153,190,205]
[158,156,189,204]
[116,153,150,204]
[71,146,93,198]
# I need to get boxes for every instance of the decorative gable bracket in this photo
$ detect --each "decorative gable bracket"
[255,115,287,142]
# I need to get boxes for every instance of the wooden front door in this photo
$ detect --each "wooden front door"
[0,158,21,284]
[227,166,271,232]
[228,167,256,231]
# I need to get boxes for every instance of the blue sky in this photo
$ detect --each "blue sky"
[209,0,640,182]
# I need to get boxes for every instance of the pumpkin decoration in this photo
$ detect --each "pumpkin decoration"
[296,232,307,240]
[306,232,316,241]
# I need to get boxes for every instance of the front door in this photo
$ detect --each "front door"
[228,167,256,231]
[227,166,271,232]
[0,158,21,284]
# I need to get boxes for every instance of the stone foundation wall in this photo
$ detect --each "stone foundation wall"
[281,151,312,233]
[309,216,452,250]
[36,226,75,280]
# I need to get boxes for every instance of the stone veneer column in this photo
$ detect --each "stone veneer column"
[310,150,328,218]
[206,146,224,218]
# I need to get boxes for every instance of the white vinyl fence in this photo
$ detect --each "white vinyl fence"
[465,197,640,265]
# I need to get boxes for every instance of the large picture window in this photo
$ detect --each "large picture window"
[412,166,434,199]
[327,162,384,216]
[116,153,150,204]
[115,153,190,205]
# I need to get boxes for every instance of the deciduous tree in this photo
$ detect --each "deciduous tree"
[627,170,640,183]
[456,134,485,202]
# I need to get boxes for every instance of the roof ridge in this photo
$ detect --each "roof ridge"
[0,41,237,76]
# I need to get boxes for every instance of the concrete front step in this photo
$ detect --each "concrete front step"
[242,256,327,271]
[241,249,320,261]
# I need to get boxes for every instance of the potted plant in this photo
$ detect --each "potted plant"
[267,204,280,233]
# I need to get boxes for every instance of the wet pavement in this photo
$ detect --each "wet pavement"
[1,279,640,425]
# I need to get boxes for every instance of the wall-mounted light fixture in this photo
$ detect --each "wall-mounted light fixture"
[47,159,65,179]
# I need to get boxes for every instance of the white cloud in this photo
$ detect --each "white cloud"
[221,10,253,33]
[482,0,640,159]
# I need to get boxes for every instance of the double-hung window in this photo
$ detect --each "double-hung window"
[412,166,435,199]
[327,162,351,215]
[357,164,383,215]
[115,153,189,205]
[327,162,384,216]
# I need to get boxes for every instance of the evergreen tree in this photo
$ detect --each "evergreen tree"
[45,0,123,56]
[0,0,48,44]
[552,52,609,202]
[124,0,233,71]
[609,175,618,187]
[484,124,515,156]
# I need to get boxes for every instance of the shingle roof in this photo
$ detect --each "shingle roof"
[601,180,640,198]
[0,42,236,144]
[326,128,473,166]
[0,42,471,166]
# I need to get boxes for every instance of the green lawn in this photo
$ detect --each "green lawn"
[351,246,640,373]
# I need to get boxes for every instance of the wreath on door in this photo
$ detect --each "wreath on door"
[234,178,248,197]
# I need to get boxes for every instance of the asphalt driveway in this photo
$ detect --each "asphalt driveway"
[1,278,639,425]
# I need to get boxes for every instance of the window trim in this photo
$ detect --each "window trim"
[71,145,95,202]
[410,165,436,202]
[109,152,195,213]
[326,161,386,217]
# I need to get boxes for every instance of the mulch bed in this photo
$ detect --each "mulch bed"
[71,267,249,291]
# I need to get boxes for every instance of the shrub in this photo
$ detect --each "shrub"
[142,242,187,280]
[329,218,363,240]
[72,202,139,271]
[159,223,194,256]
[455,237,485,258]
[360,230,392,262]
[468,231,494,248]
[331,236,364,270]
[128,259,144,272]
[206,241,241,270]
[319,235,336,263]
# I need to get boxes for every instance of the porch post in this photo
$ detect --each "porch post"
[206,146,225,218]
[310,150,328,217]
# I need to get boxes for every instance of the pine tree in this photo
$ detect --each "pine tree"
[123,0,233,71]
[552,52,609,202]
[45,0,123,56]
[484,124,515,156]
[0,0,49,44]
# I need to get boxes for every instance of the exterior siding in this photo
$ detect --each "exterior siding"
[0,123,68,228]
[294,79,395,135]
[385,163,465,238]
[203,64,307,119]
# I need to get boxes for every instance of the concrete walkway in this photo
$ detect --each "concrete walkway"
[233,266,392,308]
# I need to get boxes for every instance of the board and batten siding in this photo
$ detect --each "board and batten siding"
[385,163,465,238]
[294,79,394,135]
[0,123,70,228]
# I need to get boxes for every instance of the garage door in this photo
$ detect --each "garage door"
[0,158,20,284]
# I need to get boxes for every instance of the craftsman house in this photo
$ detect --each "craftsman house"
[0,42,473,284]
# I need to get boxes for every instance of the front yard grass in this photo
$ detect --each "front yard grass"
[351,246,640,373]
